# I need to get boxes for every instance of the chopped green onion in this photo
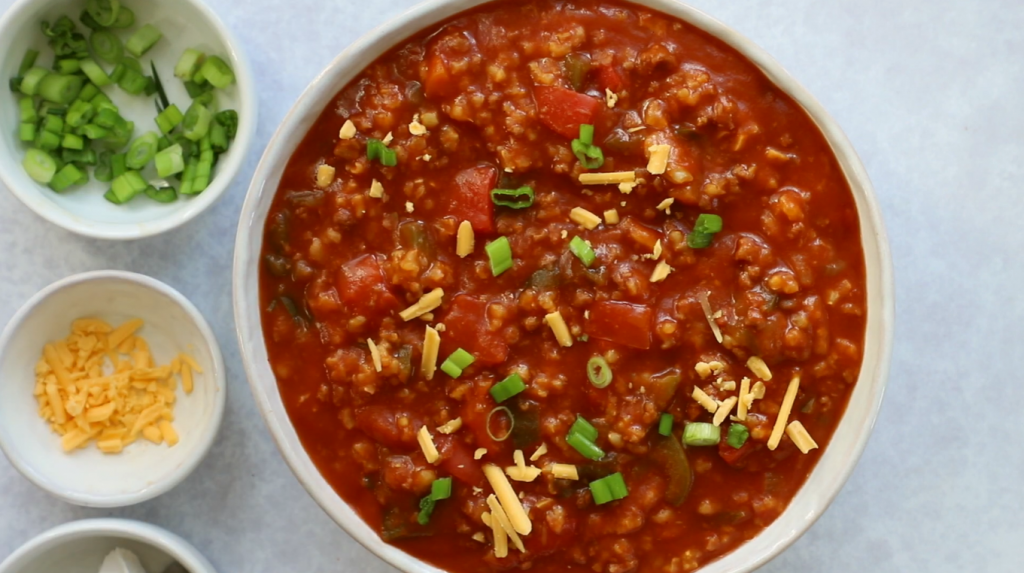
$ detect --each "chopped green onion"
[179,157,198,195]
[89,30,123,64]
[569,236,596,267]
[111,5,134,28]
[18,50,39,76]
[62,147,97,166]
[589,472,628,505]
[125,24,162,57]
[726,423,749,449]
[440,348,475,378]
[694,213,723,234]
[658,413,674,437]
[111,153,127,179]
[94,107,121,128]
[49,163,84,192]
[175,49,205,81]
[687,231,712,249]
[183,79,211,98]
[485,406,514,442]
[579,124,595,146]
[54,59,81,74]
[19,97,38,124]
[78,83,100,102]
[41,115,64,134]
[109,62,126,83]
[571,124,604,169]
[209,119,228,153]
[108,170,147,203]
[116,66,148,95]
[682,422,721,447]
[23,148,58,183]
[35,130,61,151]
[39,73,86,105]
[143,185,177,203]
[192,146,214,193]
[155,144,185,178]
[19,123,37,142]
[10,77,24,93]
[79,58,111,87]
[182,102,212,141]
[490,373,526,403]
[66,100,95,127]
[61,133,84,150]
[155,104,184,134]
[586,356,612,388]
[485,236,513,276]
[570,415,599,442]
[215,110,238,139]
[197,55,235,89]
[490,186,534,209]
[431,476,453,500]
[126,132,159,169]
[567,430,604,461]
[81,123,108,139]
[94,151,113,182]
[366,138,398,166]
[20,68,51,96]
[417,496,436,525]
[86,0,121,27]
[381,148,398,166]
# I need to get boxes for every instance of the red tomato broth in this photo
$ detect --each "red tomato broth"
[258,1,867,572]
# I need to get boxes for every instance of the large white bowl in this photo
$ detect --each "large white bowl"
[0,270,226,507]
[0,0,257,240]
[0,518,217,573]
[232,1,895,571]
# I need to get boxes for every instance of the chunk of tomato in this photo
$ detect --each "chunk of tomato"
[337,254,398,318]
[440,295,510,365]
[423,54,455,99]
[435,435,485,487]
[445,165,497,234]
[534,85,601,139]
[719,437,759,467]
[596,65,625,92]
[584,300,653,350]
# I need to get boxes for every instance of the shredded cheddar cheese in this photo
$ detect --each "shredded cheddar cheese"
[647,144,670,175]
[656,197,674,214]
[737,377,752,420]
[409,114,428,136]
[619,181,638,194]
[570,207,601,230]
[400,288,444,321]
[548,463,579,480]
[603,209,620,225]
[456,220,475,258]
[692,387,718,414]
[417,425,440,463]
[367,339,382,372]
[474,448,488,460]
[579,171,636,185]
[605,88,619,108]
[786,420,819,454]
[437,417,462,434]
[713,396,738,426]
[315,164,335,188]
[369,179,384,198]
[747,356,773,381]
[483,464,532,535]
[544,311,573,347]
[487,494,527,553]
[530,443,548,461]
[650,260,673,283]
[339,120,357,139]
[34,318,195,454]
[698,292,724,344]
[768,375,801,451]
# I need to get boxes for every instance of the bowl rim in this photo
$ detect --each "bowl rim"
[232,0,895,571]
[0,0,258,241]
[0,517,217,573]
[0,269,228,507]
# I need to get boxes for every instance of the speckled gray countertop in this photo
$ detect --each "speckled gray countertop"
[1,0,1021,571]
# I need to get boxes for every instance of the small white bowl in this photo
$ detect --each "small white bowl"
[0,270,226,507]
[0,517,217,573]
[0,0,256,240]
[233,1,894,571]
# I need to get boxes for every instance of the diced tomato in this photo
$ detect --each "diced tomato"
[534,85,601,139]
[423,53,455,99]
[439,295,509,364]
[435,435,485,487]
[719,437,758,467]
[336,254,398,317]
[618,216,661,250]
[584,300,653,350]
[354,406,418,449]
[445,165,497,234]
[596,65,625,92]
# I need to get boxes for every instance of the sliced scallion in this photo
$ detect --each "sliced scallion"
[683,422,721,447]
[485,236,513,276]
[571,124,604,169]
[570,415,598,443]
[49,163,84,192]
[79,58,111,87]
[143,184,177,203]
[490,186,534,209]
[440,348,475,378]
[86,0,121,27]
[589,472,628,505]
[688,214,724,249]
[125,24,162,57]
[23,148,58,183]
[89,30,123,64]
[569,235,596,267]
[175,49,205,81]
[586,356,612,388]
[490,373,526,403]
[18,50,39,76]
[197,55,235,89]
[154,144,185,178]
[726,423,749,449]
[486,406,514,442]
[155,103,183,134]
[125,131,159,169]
[182,102,212,141]
[19,67,50,96]
[658,413,674,437]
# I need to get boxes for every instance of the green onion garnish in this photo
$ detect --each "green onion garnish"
[89,30,123,64]
[155,104,184,134]
[125,24,162,58]
[125,131,159,169]
[589,472,628,505]
[658,413,673,437]
[586,356,612,388]
[50,163,85,193]
[682,422,721,446]
[485,236,513,276]
[182,101,212,141]
[490,185,534,209]
[726,423,749,449]
[155,144,185,178]
[440,348,475,378]
[143,184,177,203]
[417,476,454,525]
[567,431,605,460]
[18,50,39,76]
[490,373,526,403]
[86,0,121,27]
[197,55,235,89]
[688,213,724,249]
[571,124,605,170]
[22,148,57,183]
[366,138,397,166]
[569,236,596,267]
[175,49,205,82]
[570,415,598,442]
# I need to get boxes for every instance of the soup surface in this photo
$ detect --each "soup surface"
[259,1,867,571]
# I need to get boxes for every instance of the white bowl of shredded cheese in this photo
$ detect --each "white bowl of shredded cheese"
[0,270,225,507]
[0,518,216,573]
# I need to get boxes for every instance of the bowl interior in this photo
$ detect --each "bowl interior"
[0,272,224,507]
[0,0,255,239]
[6,534,175,573]
[233,0,893,571]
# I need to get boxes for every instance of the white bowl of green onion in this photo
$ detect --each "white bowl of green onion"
[0,0,255,240]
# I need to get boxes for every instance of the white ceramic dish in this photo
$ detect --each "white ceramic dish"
[0,0,256,240]
[0,270,226,507]
[0,517,217,573]
[233,1,895,571]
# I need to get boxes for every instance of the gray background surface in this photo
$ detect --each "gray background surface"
[1,0,1021,571]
